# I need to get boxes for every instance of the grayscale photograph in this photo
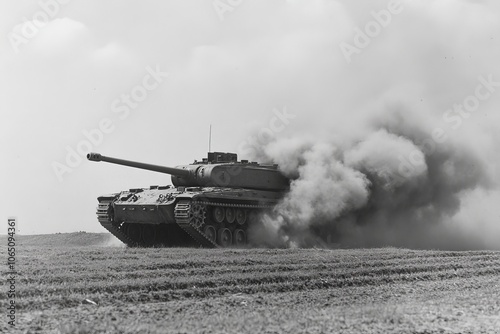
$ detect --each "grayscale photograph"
[1,0,500,333]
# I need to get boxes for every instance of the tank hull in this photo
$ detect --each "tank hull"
[96,185,284,247]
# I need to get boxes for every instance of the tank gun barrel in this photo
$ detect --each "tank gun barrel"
[87,152,191,178]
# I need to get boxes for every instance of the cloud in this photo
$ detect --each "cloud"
[28,18,91,57]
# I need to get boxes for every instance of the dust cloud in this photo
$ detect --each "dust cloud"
[247,104,499,250]
[99,233,126,248]
[242,1,500,250]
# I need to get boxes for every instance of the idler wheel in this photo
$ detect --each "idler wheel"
[142,225,156,246]
[235,209,246,225]
[204,225,216,243]
[234,229,246,246]
[213,207,225,223]
[225,207,235,224]
[218,228,232,247]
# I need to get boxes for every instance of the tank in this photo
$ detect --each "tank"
[87,152,290,248]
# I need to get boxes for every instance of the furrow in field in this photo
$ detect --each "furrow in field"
[11,268,500,311]
[9,262,500,310]
[10,252,499,286]
[7,258,491,291]
[19,247,497,272]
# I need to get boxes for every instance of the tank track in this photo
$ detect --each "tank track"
[97,197,275,248]
[174,200,274,248]
[96,197,137,246]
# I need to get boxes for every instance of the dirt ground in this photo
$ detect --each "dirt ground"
[1,233,499,333]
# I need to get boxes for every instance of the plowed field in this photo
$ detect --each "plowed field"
[2,233,500,333]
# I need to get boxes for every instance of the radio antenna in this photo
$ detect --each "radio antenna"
[208,124,212,152]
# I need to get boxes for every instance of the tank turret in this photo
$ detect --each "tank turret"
[87,152,289,191]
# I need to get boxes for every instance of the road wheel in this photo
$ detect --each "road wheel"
[235,209,246,225]
[234,229,246,246]
[204,225,216,243]
[218,228,232,247]
[225,207,235,224]
[213,207,225,223]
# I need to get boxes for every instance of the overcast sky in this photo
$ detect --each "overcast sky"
[1,0,499,236]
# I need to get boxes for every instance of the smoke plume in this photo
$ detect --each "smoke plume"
[247,104,498,250]
[238,1,500,250]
